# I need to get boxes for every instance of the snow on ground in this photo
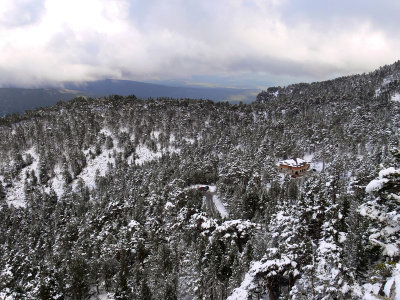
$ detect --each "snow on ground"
[303,152,324,172]
[134,144,180,165]
[390,263,400,299]
[0,292,13,300]
[134,144,162,165]
[362,263,400,299]
[187,185,229,218]
[208,185,216,192]
[392,93,400,102]
[303,153,314,162]
[119,126,130,133]
[4,127,184,204]
[186,184,208,190]
[212,193,228,218]
[183,137,195,144]
[73,147,117,190]
[362,282,386,300]
[278,173,285,184]
[99,128,113,136]
[5,175,26,208]
[89,288,114,300]
[311,161,324,172]
[151,130,161,139]
[72,127,121,191]
[49,164,66,197]
[5,147,38,208]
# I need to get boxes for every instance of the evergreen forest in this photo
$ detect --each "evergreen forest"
[1,62,400,299]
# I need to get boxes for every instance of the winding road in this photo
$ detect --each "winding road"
[203,191,219,217]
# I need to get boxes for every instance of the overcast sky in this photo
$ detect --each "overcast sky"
[0,0,399,89]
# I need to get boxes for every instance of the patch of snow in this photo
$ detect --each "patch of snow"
[186,184,209,190]
[49,164,65,197]
[187,185,228,218]
[134,144,162,165]
[384,277,395,298]
[5,147,39,208]
[151,130,161,139]
[165,201,175,210]
[383,244,399,257]
[362,294,380,300]
[228,256,290,300]
[73,147,116,190]
[363,282,381,298]
[99,128,113,136]
[128,220,140,228]
[383,76,394,86]
[183,137,195,144]
[200,218,215,230]
[362,263,400,299]
[303,153,314,162]
[366,167,399,193]
[279,173,285,184]
[394,263,400,299]
[212,193,228,218]
[6,174,28,208]
[318,240,338,254]
[0,292,13,300]
[208,185,217,192]
[311,161,324,172]
[134,144,180,165]
[379,167,399,178]
[89,290,114,300]
[339,232,347,243]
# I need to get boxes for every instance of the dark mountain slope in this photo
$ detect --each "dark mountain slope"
[0,88,82,116]
[0,80,257,117]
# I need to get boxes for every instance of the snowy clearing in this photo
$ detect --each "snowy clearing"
[391,93,400,102]
[73,147,117,190]
[5,147,39,208]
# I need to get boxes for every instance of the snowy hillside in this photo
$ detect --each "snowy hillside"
[0,62,400,299]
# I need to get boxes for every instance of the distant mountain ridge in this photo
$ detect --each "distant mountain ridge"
[0,79,258,116]
[0,88,82,117]
[257,60,400,105]
[65,79,257,101]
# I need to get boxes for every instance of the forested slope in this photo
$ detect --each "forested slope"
[0,62,400,299]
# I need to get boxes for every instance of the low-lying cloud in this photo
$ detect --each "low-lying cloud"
[0,0,399,88]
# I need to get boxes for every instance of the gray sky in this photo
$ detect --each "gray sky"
[0,0,399,89]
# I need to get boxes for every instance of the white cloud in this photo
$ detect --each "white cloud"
[0,0,399,87]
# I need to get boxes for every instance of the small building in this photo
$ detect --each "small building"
[278,158,310,176]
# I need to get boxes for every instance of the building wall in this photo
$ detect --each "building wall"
[279,163,310,175]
